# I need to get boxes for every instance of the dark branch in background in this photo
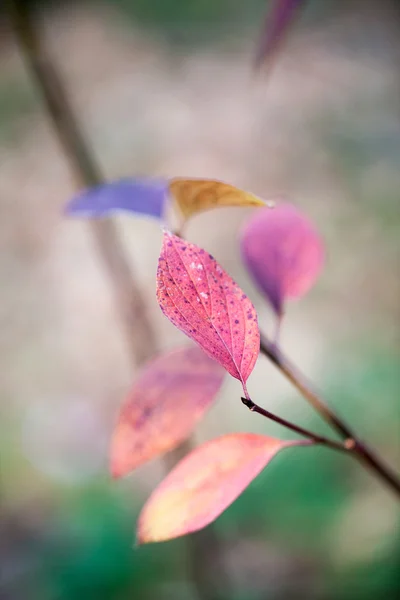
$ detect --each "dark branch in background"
[6,1,230,597]
[6,0,157,365]
[259,333,400,497]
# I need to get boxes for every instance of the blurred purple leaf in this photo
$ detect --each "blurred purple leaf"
[254,0,306,70]
[240,203,324,317]
[65,178,168,221]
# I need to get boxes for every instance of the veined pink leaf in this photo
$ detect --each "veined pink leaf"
[157,232,260,388]
[110,346,224,478]
[240,203,324,316]
[137,433,303,543]
[254,0,306,70]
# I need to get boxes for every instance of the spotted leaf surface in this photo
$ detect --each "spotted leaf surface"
[255,0,305,70]
[240,203,324,316]
[110,346,224,478]
[157,232,260,387]
[138,433,301,543]
[65,178,168,221]
[169,178,265,222]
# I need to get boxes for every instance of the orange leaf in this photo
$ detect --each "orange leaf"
[110,346,224,478]
[137,433,302,543]
[169,178,266,221]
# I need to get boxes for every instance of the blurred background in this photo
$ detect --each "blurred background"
[1,0,399,598]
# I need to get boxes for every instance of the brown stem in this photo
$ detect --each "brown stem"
[7,2,230,597]
[273,312,283,345]
[260,332,400,497]
[241,397,347,453]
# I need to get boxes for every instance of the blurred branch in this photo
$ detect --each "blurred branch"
[260,332,400,497]
[7,1,229,597]
[6,0,157,365]
[163,439,230,600]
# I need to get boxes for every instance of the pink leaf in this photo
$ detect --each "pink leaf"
[137,433,303,543]
[157,232,260,388]
[110,346,224,478]
[240,203,324,316]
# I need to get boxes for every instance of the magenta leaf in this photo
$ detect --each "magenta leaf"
[240,203,324,316]
[65,177,168,221]
[157,232,260,388]
[254,0,305,70]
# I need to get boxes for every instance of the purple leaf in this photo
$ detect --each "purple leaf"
[240,203,324,316]
[254,0,305,70]
[65,178,168,221]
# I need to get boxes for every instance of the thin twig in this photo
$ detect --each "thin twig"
[7,2,230,597]
[273,312,283,345]
[260,332,400,497]
[241,397,348,453]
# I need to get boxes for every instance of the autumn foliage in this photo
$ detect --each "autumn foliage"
[62,0,399,551]
[67,176,330,543]
[63,0,400,542]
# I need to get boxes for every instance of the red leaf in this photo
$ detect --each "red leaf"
[240,204,324,316]
[110,346,224,478]
[157,232,260,389]
[137,433,303,543]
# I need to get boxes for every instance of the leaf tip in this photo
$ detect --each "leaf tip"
[109,423,136,479]
[135,520,157,546]
[133,531,143,548]
[109,446,128,479]
[109,461,123,480]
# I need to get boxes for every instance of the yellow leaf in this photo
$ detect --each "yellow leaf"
[169,178,266,221]
[137,433,302,544]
